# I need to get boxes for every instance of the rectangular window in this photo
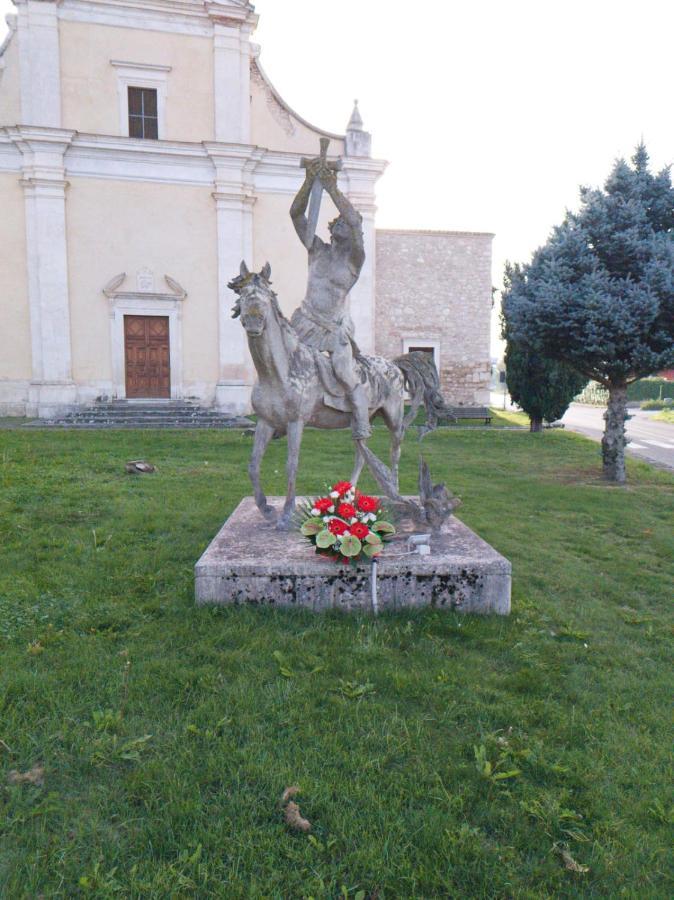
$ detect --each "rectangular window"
[128,87,158,139]
[408,345,436,362]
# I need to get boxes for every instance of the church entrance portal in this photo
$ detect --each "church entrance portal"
[124,315,171,398]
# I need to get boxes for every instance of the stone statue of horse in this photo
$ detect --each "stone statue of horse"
[230,262,451,530]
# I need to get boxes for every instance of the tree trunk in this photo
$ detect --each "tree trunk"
[602,382,628,483]
[530,416,543,432]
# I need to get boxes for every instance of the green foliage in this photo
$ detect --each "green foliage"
[640,398,674,410]
[503,338,586,428]
[300,517,324,536]
[0,426,672,896]
[315,529,336,548]
[627,377,674,402]
[370,520,395,534]
[503,144,674,387]
[339,534,361,557]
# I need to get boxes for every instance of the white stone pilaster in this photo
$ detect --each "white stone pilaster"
[210,9,255,144]
[9,127,76,417]
[15,0,62,127]
[341,160,387,356]
[205,144,262,413]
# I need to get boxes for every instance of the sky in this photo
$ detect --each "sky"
[1,0,672,350]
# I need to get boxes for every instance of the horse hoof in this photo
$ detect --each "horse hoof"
[261,505,277,522]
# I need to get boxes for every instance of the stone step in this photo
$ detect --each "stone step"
[24,402,254,429]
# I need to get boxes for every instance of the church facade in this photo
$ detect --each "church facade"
[0,0,492,418]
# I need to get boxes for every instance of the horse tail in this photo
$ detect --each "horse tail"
[394,351,456,433]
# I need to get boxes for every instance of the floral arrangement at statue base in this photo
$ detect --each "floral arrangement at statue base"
[299,480,395,565]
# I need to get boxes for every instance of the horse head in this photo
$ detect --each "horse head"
[228,261,273,337]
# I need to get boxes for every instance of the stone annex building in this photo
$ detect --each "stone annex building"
[0,0,493,418]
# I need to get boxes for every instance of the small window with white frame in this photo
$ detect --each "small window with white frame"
[402,338,440,372]
[111,60,171,140]
[127,87,158,139]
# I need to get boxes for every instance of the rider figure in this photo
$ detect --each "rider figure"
[290,158,371,440]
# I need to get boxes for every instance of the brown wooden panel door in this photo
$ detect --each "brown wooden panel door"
[124,315,170,398]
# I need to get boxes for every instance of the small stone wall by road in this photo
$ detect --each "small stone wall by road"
[374,229,493,405]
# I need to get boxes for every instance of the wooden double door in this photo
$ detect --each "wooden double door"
[124,315,171,398]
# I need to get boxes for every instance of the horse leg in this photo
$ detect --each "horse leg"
[382,402,404,493]
[350,440,365,488]
[277,419,304,531]
[249,419,276,521]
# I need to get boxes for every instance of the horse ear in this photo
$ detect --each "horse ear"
[261,262,271,281]
[239,260,249,277]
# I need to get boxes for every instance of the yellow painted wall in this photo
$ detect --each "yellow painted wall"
[59,21,214,141]
[0,33,22,126]
[65,178,218,386]
[0,173,31,378]
[250,63,345,156]
[253,191,341,317]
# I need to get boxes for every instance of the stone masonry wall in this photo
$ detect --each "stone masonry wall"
[374,229,493,405]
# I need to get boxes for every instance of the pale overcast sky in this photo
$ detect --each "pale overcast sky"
[1,0,672,347]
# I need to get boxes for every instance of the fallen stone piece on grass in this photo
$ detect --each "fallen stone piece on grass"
[8,764,44,786]
[281,786,311,832]
[125,460,156,475]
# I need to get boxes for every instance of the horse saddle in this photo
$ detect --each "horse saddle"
[315,353,385,413]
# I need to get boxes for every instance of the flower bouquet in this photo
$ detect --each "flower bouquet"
[299,480,395,564]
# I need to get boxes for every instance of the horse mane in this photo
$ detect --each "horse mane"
[229,270,299,356]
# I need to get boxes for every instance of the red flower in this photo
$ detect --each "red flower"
[356,494,378,513]
[337,502,356,519]
[331,481,352,496]
[314,497,333,513]
[349,522,370,540]
[328,518,349,536]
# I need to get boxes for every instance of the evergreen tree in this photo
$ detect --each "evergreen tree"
[503,335,586,432]
[502,145,674,482]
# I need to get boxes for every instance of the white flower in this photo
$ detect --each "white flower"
[330,491,339,499]
[323,516,330,522]
[329,505,335,513]
[311,508,320,516]
[350,517,357,524]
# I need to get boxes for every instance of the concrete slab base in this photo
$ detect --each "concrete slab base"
[195,497,511,615]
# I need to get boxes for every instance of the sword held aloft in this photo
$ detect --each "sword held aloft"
[300,137,343,244]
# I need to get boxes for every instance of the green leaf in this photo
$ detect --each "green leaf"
[492,769,520,780]
[371,521,395,534]
[316,529,336,548]
[362,542,382,558]
[339,534,362,557]
[301,518,324,536]
[364,532,384,546]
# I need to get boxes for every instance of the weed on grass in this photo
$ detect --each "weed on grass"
[0,426,672,896]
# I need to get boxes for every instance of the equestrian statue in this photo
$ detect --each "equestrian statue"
[229,138,457,531]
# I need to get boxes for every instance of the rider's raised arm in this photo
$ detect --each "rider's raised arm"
[290,169,318,251]
[321,171,365,269]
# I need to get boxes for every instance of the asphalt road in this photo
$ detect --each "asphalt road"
[561,403,674,470]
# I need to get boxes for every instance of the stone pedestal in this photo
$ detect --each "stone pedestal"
[195,497,511,614]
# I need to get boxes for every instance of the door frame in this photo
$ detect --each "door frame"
[108,296,183,401]
[124,314,171,399]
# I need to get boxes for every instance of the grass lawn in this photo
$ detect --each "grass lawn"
[653,409,674,424]
[0,425,672,897]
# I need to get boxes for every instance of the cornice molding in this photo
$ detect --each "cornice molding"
[0,129,386,201]
[103,271,187,301]
[110,59,172,72]
[58,0,258,37]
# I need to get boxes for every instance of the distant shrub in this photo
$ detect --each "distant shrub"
[640,398,674,411]
[627,379,674,402]
[578,379,674,405]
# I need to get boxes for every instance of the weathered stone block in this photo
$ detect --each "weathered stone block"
[195,497,511,614]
